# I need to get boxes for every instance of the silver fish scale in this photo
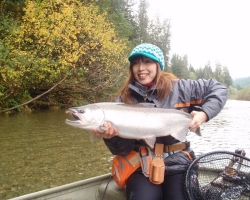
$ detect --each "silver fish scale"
[66,102,194,147]
[93,103,192,142]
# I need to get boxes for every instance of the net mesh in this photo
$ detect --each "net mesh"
[185,150,250,200]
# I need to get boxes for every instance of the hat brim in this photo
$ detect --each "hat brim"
[128,52,159,63]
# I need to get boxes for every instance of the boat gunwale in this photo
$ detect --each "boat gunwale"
[10,173,111,200]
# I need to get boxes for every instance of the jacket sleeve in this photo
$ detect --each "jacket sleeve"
[177,78,228,121]
[102,96,135,156]
[103,137,135,156]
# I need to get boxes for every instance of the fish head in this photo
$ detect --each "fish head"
[65,104,104,130]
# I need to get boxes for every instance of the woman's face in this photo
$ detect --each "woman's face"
[131,56,157,85]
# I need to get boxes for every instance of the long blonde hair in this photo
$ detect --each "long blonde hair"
[120,62,179,103]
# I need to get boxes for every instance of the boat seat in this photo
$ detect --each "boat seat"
[97,177,126,200]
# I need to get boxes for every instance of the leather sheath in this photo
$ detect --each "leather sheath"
[149,143,165,184]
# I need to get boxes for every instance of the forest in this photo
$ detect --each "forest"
[0,0,249,113]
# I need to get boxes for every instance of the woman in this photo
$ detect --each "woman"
[94,43,228,200]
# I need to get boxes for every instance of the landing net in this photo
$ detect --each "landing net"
[185,150,250,200]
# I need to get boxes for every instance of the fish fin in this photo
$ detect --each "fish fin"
[171,127,187,142]
[188,127,202,136]
[90,125,109,143]
[90,133,100,143]
[144,136,156,149]
[195,127,201,136]
[100,126,108,132]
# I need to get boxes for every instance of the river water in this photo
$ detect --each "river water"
[0,99,250,199]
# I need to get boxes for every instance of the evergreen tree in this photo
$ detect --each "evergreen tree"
[171,54,181,78]
[181,55,189,79]
[170,54,189,79]
[223,66,233,87]
[137,0,149,43]
[188,65,197,80]
[203,62,213,79]
[147,16,171,71]
[214,62,224,83]
[197,67,209,79]
[189,65,196,73]
[95,0,136,40]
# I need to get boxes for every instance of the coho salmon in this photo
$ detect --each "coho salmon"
[65,102,201,148]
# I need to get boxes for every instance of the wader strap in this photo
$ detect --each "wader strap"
[155,143,164,156]
[139,146,153,177]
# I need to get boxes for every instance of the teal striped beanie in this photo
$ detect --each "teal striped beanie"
[128,43,165,71]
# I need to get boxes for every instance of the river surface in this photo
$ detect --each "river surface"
[0,99,250,199]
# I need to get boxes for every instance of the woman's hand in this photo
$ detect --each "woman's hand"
[189,111,208,132]
[93,122,118,139]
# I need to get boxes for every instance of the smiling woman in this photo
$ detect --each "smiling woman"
[128,43,163,86]
[93,43,227,200]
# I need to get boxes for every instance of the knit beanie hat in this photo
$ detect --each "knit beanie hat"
[128,43,165,70]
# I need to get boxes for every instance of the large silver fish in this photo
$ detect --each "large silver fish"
[65,102,201,148]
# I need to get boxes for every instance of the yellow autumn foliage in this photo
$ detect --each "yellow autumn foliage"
[1,0,128,108]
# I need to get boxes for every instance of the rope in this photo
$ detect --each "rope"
[100,174,113,200]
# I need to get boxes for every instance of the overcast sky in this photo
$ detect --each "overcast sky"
[147,0,250,79]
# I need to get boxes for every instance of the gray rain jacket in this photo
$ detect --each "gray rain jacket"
[104,78,228,156]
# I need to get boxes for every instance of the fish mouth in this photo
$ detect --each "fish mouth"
[65,110,80,120]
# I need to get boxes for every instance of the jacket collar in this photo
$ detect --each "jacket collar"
[128,81,160,107]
